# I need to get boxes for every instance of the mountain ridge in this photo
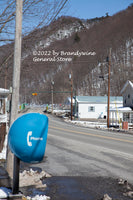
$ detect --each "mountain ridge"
[0,5,133,104]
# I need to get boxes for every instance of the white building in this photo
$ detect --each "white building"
[114,80,133,129]
[109,81,133,129]
[0,88,10,123]
[75,96,123,120]
[110,107,133,128]
[121,80,133,109]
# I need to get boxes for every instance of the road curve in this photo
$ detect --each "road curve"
[30,112,133,184]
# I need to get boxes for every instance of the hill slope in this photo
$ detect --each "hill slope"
[0,5,133,104]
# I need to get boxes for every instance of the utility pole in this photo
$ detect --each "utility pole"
[74,90,76,120]
[4,63,8,89]
[107,48,111,128]
[3,63,8,114]
[51,81,54,114]
[6,0,23,194]
[69,71,73,121]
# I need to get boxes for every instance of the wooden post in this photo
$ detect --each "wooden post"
[6,0,23,194]
[51,81,54,114]
[70,71,73,121]
[107,48,111,128]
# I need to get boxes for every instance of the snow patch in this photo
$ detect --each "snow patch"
[65,119,107,129]
[0,187,11,198]
[20,169,51,200]
[0,134,7,160]
[26,194,50,200]
[0,187,50,200]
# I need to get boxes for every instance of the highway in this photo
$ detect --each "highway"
[33,113,133,184]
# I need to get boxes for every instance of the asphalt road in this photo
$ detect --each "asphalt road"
[31,113,133,184]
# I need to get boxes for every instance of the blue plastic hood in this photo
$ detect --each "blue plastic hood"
[8,113,48,163]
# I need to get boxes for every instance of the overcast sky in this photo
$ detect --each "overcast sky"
[65,0,133,19]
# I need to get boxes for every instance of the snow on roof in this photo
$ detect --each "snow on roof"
[76,96,123,104]
[121,80,133,94]
[0,88,10,97]
[110,107,132,112]
[65,97,75,104]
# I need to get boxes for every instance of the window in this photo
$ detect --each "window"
[128,94,130,99]
[88,106,95,112]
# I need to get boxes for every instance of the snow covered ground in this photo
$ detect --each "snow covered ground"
[64,118,133,133]
[0,187,12,199]
[0,186,50,200]
[0,168,51,200]
[0,134,7,160]
[0,114,7,123]
[65,119,107,129]
[19,169,51,200]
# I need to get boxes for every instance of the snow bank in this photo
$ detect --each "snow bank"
[0,187,11,198]
[0,114,7,123]
[65,119,107,129]
[0,134,7,160]
[20,169,51,200]
[26,194,50,200]
[0,168,51,200]
[20,168,51,188]
[0,187,50,200]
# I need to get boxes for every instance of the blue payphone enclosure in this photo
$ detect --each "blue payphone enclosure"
[8,113,48,163]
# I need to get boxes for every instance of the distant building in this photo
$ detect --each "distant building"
[116,80,133,129]
[0,88,10,152]
[121,80,133,109]
[75,96,123,120]
[0,88,10,123]
[109,81,133,129]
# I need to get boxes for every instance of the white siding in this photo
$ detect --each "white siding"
[123,86,133,108]
[78,103,106,119]
[78,103,123,119]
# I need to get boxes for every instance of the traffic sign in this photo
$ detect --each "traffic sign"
[32,93,37,96]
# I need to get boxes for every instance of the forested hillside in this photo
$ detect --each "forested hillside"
[0,5,133,104]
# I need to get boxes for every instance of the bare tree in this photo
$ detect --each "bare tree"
[0,0,69,89]
[0,0,68,45]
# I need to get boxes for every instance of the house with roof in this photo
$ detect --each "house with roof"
[0,88,10,151]
[115,80,133,129]
[75,96,123,120]
[108,80,133,129]
[121,80,133,109]
[0,88,10,123]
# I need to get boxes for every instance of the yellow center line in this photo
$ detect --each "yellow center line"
[49,125,133,144]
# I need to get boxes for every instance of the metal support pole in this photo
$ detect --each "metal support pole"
[12,156,20,194]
